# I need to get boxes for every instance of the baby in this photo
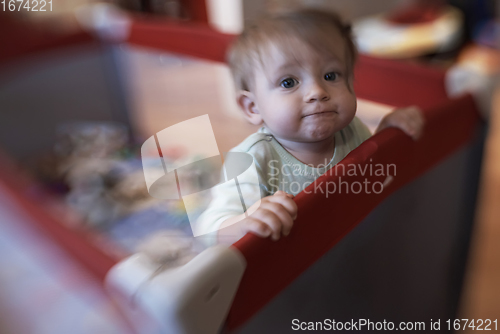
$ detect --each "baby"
[196,9,424,245]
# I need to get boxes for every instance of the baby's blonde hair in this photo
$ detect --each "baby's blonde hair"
[227,9,357,92]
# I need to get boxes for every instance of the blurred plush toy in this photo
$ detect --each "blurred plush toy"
[53,122,157,226]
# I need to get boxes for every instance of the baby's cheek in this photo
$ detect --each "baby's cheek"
[341,92,357,116]
[262,111,295,136]
[276,117,300,135]
[274,106,299,127]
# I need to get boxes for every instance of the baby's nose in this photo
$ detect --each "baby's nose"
[305,81,330,103]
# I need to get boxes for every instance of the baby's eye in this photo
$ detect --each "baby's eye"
[324,72,338,81]
[280,78,298,89]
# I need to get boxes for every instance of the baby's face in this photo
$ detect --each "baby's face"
[251,33,356,144]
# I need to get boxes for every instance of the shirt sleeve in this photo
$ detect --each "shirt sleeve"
[194,148,265,247]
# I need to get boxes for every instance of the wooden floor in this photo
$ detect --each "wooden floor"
[124,44,500,325]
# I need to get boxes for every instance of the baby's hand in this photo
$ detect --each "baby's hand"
[376,106,425,140]
[242,190,298,241]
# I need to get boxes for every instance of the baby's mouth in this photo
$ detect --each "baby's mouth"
[302,110,337,118]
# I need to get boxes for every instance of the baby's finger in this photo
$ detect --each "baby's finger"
[250,209,283,240]
[404,122,420,140]
[414,110,426,131]
[406,106,425,126]
[407,113,425,140]
[393,111,422,140]
[411,121,424,140]
[274,190,294,199]
[268,194,298,220]
[260,201,294,236]
[244,217,272,238]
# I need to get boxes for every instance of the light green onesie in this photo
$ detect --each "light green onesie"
[195,116,372,246]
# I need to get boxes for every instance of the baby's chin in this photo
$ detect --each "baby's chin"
[276,131,336,145]
[267,122,342,144]
[298,123,340,142]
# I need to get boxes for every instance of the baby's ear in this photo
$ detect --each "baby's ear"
[236,91,263,125]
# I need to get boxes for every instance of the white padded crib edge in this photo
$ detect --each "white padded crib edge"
[105,245,246,334]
